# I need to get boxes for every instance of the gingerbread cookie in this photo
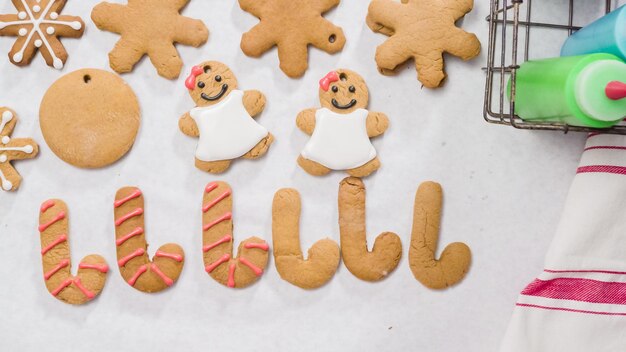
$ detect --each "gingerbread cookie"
[114,187,185,293]
[0,0,84,69]
[0,108,38,192]
[272,188,340,289]
[239,0,346,77]
[366,0,480,88]
[91,0,209,79]
[297,69,388,177]
[338,177,402,281]
[180,61,273,174]
[202,182,269,288]
[409,182,471,289]
[39,69,140,168]
[39,199,109,305]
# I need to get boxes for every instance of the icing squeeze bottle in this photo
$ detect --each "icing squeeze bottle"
[508,53,626,128]
[561,5,626,60]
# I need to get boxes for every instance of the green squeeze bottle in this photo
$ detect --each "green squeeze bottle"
[508,53,626,128]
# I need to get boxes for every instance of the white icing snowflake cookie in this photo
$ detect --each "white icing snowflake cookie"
[0,0,84,69]
[0,108,39,192]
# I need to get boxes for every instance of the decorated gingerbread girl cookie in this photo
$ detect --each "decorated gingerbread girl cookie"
[179,61,273,173]
[297,69,388,177]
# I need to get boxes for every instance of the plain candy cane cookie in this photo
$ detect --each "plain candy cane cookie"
[179,61,273,174]
[38,199,109,305]
[91,0,208,79]
[297,69,389,177]
[366,0,480,88]
[202,182,269,288]
[239,0,346,78]
[0,108,38,192]
[272,188,340,289]
[114,187,185,293]
[39,69,140,168]
[0,0,84,69]
[409,181,471,289]
[338,177,402,281]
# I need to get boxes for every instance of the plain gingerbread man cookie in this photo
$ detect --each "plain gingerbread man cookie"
[297,69,389,178]
[179,61,274,174]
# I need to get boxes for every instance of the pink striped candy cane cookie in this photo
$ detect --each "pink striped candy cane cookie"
[202,181,269,288]
[38,199,109,305]
[114,187,184,293]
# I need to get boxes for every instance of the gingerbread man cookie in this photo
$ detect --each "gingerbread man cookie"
[272,188,340,289]
[0,0,84,69]
[114,187,185,293]
[366,0,480,88]
[39,199,109,305]
[239,0,346,77]
[202,182,269,288]
[180,61,273,174]
[91,0,209,79]
[339,177,402,281]
[297,69,388,177]
[409,182,471,289]
[0,108,38,192]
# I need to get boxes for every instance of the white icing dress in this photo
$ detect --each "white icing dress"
[190,90,268,162]
[301,108,377,170]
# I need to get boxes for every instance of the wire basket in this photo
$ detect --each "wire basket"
[483,0,626,134]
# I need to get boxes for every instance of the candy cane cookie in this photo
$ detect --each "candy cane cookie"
[114,187,184,293]
[338,177,402,281]
[202,181,269,288]
[272,188,340,289]
[38,199,109,305]
[409,182,471,289]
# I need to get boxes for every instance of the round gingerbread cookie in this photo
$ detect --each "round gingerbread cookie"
[39,69,140,168]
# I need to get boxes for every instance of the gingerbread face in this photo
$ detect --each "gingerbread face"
[318,69,369,113]
[185,61,238,107]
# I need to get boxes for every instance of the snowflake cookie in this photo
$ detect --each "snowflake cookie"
[0,0,84,69]
[239,0,346,78]
[91,0,209,79]
[366,0,480,88]
[0,108,39,192]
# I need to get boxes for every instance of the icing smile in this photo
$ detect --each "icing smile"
[201,84,228,101]
[331,98,357,110]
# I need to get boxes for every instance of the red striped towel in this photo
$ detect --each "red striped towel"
[501,134,626,351]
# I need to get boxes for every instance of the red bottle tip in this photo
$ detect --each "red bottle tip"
[605,81,626,100]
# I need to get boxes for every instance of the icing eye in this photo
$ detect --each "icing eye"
[197,81,205,88]
[215,75,222,82]
[331,86,338,93]
[349,85,355,93]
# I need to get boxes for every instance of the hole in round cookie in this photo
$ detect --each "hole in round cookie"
[83,75,91,84]
[339,73,347,81]
[329,34,336,43]
[203,65,211,73]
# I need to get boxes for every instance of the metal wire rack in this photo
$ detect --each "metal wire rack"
[483,0,626,134]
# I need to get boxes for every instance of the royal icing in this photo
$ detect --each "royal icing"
[0,110,35,191]
[190,90,268,162]
[301,108,376,170]
[0,0,83,69]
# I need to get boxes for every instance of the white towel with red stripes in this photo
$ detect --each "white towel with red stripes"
[501,133,626,351]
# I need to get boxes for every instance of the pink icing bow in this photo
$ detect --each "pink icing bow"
[319,71,339,91]
[185,65,204,90]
